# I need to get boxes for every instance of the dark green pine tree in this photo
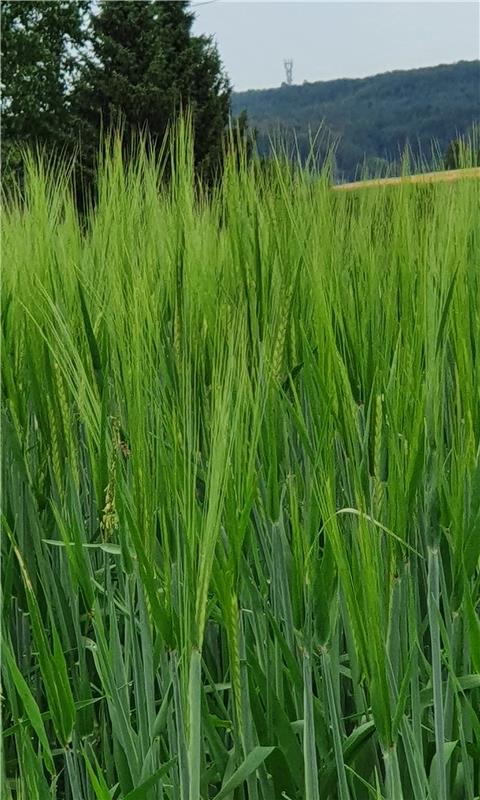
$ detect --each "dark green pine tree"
[75,0,232,178]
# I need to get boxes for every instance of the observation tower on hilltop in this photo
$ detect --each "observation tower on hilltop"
[283,59,293,86]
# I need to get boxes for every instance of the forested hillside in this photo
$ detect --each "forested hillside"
[232,60,480,180]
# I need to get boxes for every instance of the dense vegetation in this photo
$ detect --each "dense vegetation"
[232,60,480,180]
[0,0,232,194]
[2,129,479,799]
[3,1,477,191]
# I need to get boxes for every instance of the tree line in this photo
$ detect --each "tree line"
[232,60,480,181]
[2,3,477,195]
[1,0,247,200]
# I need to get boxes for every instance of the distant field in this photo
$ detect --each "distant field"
[333,166,480,191]
[2,138,480,800]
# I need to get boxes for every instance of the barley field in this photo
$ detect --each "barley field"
[332,166,480,191]
[2,131,480,800]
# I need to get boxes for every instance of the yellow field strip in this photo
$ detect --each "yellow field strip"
[332,167,480,191]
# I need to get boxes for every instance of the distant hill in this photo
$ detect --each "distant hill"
[232,61,480,181]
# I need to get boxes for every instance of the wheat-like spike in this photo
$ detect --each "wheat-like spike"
[272,283,294,382]
[54,361,76,485]
[290,312,298,366]
[228,587,243,736]
[101,418,120,539]
[373,393,385,516]
[173,302,182,363]
[48,395,62,493]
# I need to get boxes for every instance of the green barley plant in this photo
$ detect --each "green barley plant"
[2,121,479,799]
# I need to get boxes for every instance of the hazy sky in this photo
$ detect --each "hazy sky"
[192,1,480,91]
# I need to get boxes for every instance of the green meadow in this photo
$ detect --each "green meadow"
[2,129,480,799]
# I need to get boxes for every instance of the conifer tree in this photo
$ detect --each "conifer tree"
[75,0,231,177]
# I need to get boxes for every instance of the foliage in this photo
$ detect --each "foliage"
[232,60,480,180]
[0,0,90,196]
[444,135,480,170]
[2,126,480,799]
[73,0,231,181]
[0,0,89,144]
[1,1,233,199]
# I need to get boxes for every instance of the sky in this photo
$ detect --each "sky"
[192,1,480,91]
